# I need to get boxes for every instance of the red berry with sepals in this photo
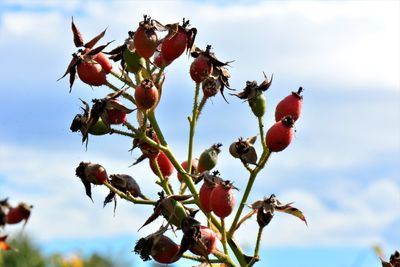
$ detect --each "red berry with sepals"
[210,180,236,218]
[275,87,303,122]
[161,26,187,62]
[150,151,174,178]
[161,19,196,62]
[135,79,159,111]
[133,15,160,59]
[266,115,295,152]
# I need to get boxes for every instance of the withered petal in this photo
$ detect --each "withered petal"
[71,17,84,47]
[84,27,107,49]
[86,41,114,56]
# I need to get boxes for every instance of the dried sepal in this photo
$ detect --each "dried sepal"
[103,191,116,208]
[86,41,114,56]
[57,56,79,91]
[109,174,146,199]
[274,200,307,225]
[380,250,400,267]
[390,251,400,267]
[194,170,222,185]
[84,27,107,49]
[0,198,10,227]
[71,17,84,47]
[249,194,307,227]
[232,72,273,101]
[139,192,190,230]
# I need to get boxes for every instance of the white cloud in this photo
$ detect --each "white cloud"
[235,178,400,248]
[0,0,398,90]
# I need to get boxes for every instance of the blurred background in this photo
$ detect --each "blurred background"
[0,0,399,266]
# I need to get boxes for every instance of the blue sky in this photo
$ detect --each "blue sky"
[0,0,399,266]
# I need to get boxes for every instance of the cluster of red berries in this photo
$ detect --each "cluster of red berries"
[266,87,303,152]
[59,14,306,266]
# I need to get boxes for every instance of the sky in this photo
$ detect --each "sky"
[0,0,399,266]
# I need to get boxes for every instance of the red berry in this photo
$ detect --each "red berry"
[189,226,217,256]
[190,54,212,83]
[150,151,174,178]
[6,203,31,225]
[93,52,112,74]
[77,61,107,86]
[151,235,181,264]
[83,163,108,184]
[133,17,158,59]
[210,182,235,218]
[106,109,126,125]
[266,116,295,152]
[153,51,171,68]
[105,100,127,125]
[275,87,303,122]
[135,79,159,110]
[161,27,188,62]
[177,158,198,182]
[199,182,214,213]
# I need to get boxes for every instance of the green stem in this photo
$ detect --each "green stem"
[196,95,208,122]
[213,250,238,267]
[105,81,136,105]
[123,121,138,133]
[109,69,136,88]
[253,227,263,260]
[258,116,267,150]
[181,254,221,263]
[104,182,156,205]
[228,150,271,237]
[184,83,201,192]
[221,218,229,255]
[134,71,143,85]
[110,128,136,138]
[147,111,168,146]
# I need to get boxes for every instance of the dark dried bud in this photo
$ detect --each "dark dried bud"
[229,136,258,165]
[134,237,153,261]
[390,250,400,267]
[256,207,274,228]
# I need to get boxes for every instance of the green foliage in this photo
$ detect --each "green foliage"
[0,235,125,267]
